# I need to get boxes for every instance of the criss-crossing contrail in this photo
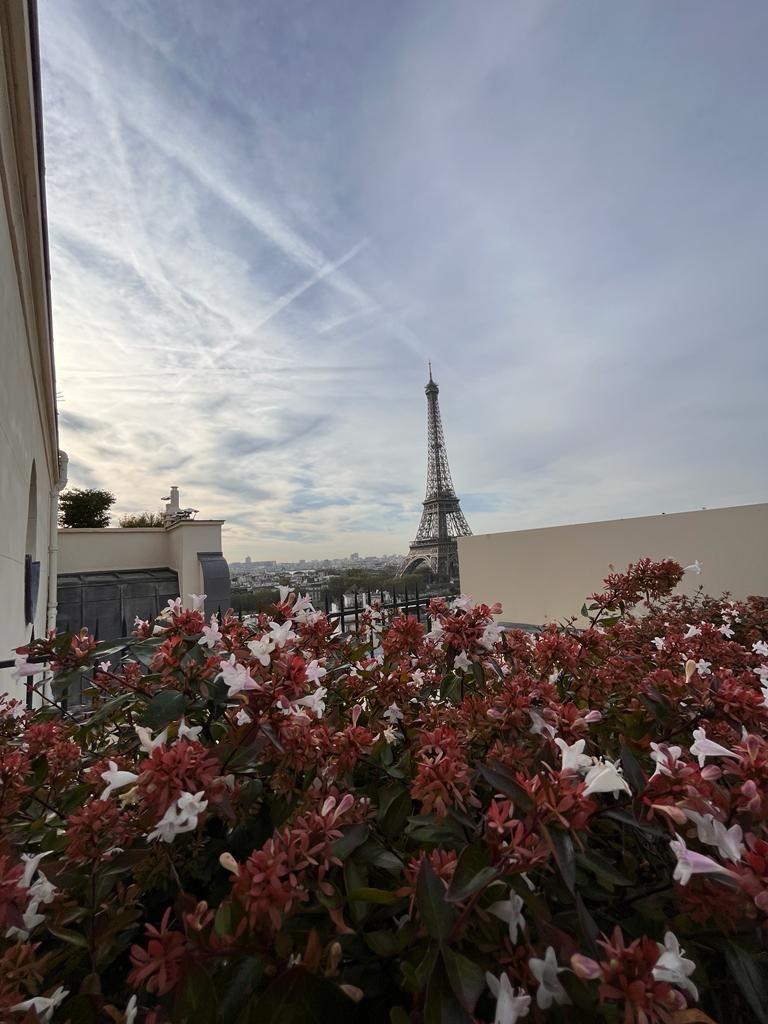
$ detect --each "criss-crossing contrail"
[172,238,370,390]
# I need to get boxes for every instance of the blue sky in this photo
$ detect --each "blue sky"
[40,0,768,560]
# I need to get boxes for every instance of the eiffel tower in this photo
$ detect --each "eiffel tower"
[400,365,472,583]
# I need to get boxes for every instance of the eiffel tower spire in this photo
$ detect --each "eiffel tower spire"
[400,367,471,583]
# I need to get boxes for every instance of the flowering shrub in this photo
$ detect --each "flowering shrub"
[2,563,768,1023]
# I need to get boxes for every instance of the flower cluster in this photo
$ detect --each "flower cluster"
[0,562,767,1022]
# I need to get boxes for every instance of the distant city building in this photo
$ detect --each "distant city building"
[245,555,252,563]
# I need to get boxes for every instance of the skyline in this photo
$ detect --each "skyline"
[39,0,768,561]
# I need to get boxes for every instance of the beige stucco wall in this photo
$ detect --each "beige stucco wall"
[0,2,60,703]
[458,503,768,626]
[58,521,225,605]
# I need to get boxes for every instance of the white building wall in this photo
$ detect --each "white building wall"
[0,2,60,703]
[58,521,226,608]
[458,503,768,627]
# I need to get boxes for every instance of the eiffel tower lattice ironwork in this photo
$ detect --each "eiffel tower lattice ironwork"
[399,365,472,582]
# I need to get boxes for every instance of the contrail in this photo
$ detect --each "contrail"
[172,238,369,390]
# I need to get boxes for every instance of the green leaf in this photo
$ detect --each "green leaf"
[380,789,413,837]
[602,808,664,836]
[174,967,217,1023]
[47,924,90,949]
[479,762,534,812]
[333,822,369,860]
[390,1009,410,1024]
[416,857,457,943]
[239,967,355,1023]
[139,690,187,729]
[348,887,400,904]
[575,849,633,887]
[723,940,768,1024]
[214,902,233,936]
[424,960,472,1024]
[445,844,497,903]
[215,956,263,1019]
[92,638,131,658]
[619,741,647,794]
[82,691,137,729]
[364,928,411,957]
[440,673,462,704]
[441,949,485,1013]
[575,891,600,956]
[544,825,576,893]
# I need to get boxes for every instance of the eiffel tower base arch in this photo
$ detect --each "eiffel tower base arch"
[399,537,460,586]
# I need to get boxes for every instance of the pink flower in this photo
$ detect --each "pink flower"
[669,834,736,886]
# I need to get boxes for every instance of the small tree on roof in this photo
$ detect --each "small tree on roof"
[58,488,116,528]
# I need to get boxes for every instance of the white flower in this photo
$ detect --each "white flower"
[480,621,503,650]
[10,987,68,1021]
[235,708,252,726]
[689,727,738,769]
[427,622,444,642]
[292,594,315,621]
[650,743,684,779]
[653,931,699,999]
[754,664,768,685]
[454,650,472,672]
[269,619,296,649]
[247,635,275,666]
[199,616,222,649]
[188,593,207,611]
[583,759,632,798]
[529,711,556,739]
[217,655,260,697]
[148,791,208,842]
[19,851,51,889]
[488,891,526,943]
[383,702,404,725]
[98,660,112,673]
[683,560,703,575]
[177,718,203,743]
[293,686,328,719]
[305,659,327,685]
[583,710,602,723]
[554,737,593,774]
[410,668,425,687]
[694,659,712,677]
[162,597,183,618]
[100,760,140,800]
[529,946,571,1009]
[278,585,292,603]
[652,637,665,651]
[670,833,736,886]
[380,726,400,745]
[685,810,744,862]
[133,615,145,628]
[27,872,57,906]
[451,595,473,612]
[135,725,168,754]
[6,901,46,940]
[718,622,735,638]
[485,972,531,1024]
[13,656,44,679]
[753,640,768,657]
[125,994,138,1024]
[683,624,701,639]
